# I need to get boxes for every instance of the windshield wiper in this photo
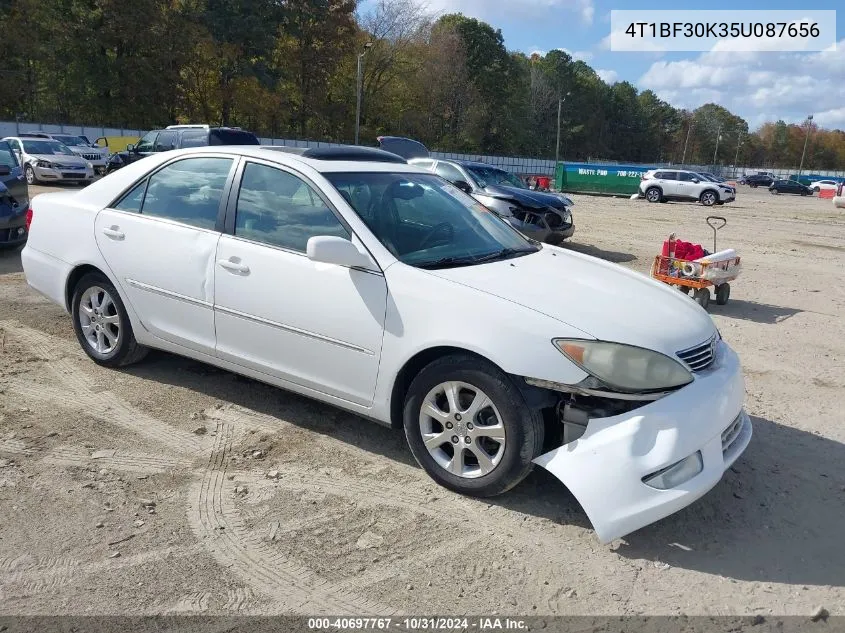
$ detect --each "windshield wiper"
[416,256,483,270]
[470,247,536,264]
[417,248,536,270]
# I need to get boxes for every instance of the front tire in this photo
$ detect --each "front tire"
[24,165,37,185]
[403,355,543,497]
[645,187,661,203]
[71,273,148,367]
[700,191,717,206]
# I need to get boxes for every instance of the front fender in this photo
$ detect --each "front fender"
[371,262,591,422]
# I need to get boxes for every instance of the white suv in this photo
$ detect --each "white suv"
[639,169,735,206]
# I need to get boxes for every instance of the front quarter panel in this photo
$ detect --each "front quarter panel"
[372,263,592,421]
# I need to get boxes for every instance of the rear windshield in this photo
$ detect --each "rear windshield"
[208,130,260,145]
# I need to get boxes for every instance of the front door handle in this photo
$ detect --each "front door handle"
[102,226,125,240]
[217,258,250,274]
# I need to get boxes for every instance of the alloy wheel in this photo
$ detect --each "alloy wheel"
[418,381,506,479]
[78,285,121,355]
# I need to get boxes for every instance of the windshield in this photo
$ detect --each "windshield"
[22,140,75,156]
[464,165,526,189]
[696,173,718,182]
[325,172,539,269]
[53,135,86,146]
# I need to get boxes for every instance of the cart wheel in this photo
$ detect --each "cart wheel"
[693,288,710,309]
[716,283,731,305]
[677,285,691,295]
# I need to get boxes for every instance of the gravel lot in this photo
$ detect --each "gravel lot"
[1,183,843,617]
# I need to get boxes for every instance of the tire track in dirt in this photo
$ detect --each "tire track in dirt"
[223,587,256,612]
[0,440,189,474]
[3,322,204,455]
[0,546,203,599]
[189,421,395,615]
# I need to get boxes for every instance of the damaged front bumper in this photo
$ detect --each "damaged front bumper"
[532,340,751,543]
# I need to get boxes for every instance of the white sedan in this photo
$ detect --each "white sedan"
[809,179,839,192]
[21,145,751,543]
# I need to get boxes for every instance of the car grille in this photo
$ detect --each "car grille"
[62,173,85,179]
[676,334,717,372]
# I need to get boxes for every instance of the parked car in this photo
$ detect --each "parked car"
[106,125,260,173]
[744,174,774,188]
[0,139,30,249]
[411,158,574,244]
[769,179,813,196]
[809,179,838,192]
[1,136,95,186]
[697,171,727,183]
[376,136,430,160]
[639,169,735,206]
[20,132,109,174]
[379,136,573,245]
[94,136,141,154]
[21,144,751,544]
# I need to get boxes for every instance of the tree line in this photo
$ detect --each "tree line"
[2,0,844,170]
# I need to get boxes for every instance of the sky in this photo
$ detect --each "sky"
[402,0,844,130]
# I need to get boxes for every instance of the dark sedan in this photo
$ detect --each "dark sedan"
[769,179,813,196]
[0,140,29,249]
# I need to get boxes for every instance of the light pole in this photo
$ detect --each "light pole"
[555,91,570,166]
[355,42,373,145]
[734,130,743,167]
[798,114,814,178]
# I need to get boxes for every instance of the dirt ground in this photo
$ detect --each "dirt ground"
[0,183,843,617]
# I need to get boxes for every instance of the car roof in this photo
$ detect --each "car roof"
[122,145,426,173]
[443,159,506,170]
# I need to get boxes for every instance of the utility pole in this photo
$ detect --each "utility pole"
[712,125,722,166]
[798,114,814,178]
[354,42,373,145]
[681,119,693,164]
[734,130,743,167]
[555,91,570,166]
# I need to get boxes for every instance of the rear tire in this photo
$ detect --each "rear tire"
[716,283,730,305]
[71,273,148,367]
[403,354,543,498]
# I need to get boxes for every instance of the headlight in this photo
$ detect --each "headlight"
[553,339,693,392]
[36,160,53,169]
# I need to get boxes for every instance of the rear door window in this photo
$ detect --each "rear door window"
[139,157,234,229]
[154,131,178,152]
[209,129,260,145]
[0,141,18,168]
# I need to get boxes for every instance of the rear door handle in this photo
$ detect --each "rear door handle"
[102,226,125,240]
[217,258,250,274]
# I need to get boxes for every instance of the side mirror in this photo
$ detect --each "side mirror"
[126,144,136,152]
[453,180,473,194]
[306,236,372,268]
[0,165,10,176]
[692,178,700,183]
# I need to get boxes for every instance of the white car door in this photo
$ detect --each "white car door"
[657,171,680,197]
[95,155,236,355]
[676,171,699,199]
[213,160,387,406]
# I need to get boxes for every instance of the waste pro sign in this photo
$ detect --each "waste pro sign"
[556,163,652,195]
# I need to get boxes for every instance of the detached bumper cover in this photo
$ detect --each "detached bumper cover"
[534,341,750,543]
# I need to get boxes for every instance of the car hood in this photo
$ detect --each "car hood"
[482,184,572,209]
[29,153,88,166]
[425,246,716,358]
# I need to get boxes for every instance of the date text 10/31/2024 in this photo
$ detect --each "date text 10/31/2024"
[307,617,529,630]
